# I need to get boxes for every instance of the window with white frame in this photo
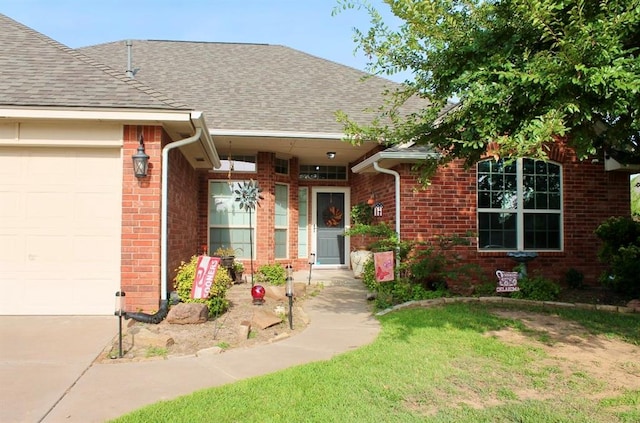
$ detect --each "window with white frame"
[298,187,308,258]
[477,158,562,251]
[275,157,289,175]
[275,184,289,258]
[209,181,254,259]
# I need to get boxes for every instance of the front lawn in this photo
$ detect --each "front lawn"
[111,303,640,423]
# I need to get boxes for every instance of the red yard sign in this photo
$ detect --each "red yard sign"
[191,256,221,299]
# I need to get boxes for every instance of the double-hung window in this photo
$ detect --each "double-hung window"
[274,184,289,258]
[209,181,254,259]
[477,158,562,251]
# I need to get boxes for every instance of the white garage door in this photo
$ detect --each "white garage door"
[0,147,122,315]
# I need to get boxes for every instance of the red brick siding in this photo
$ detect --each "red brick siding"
[121,125,163,312]
[201,152,351,271]
[350,153,631,289]
[166,144,200,290]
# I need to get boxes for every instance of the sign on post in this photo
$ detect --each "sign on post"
[496,270,520,293]
[191,256,221,299]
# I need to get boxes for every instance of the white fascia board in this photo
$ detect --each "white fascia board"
[351,149,438,173]
[209,128,346,140]
[0,107,193,123]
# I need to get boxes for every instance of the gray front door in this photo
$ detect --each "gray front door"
[315,192,345,265]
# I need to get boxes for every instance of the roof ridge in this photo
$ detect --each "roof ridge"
[2,14,191,111]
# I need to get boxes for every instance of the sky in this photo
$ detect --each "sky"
[1,0,409,82]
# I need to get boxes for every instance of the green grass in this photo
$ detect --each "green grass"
[110,303,639,422]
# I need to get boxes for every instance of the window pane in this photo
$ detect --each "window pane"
[209,228,252,259]
[523,214,561,249]
[275,229,287,259]
[275,158,289,174]
[298,187,308,258]
[275,184,288,227]
[478,212,517,249]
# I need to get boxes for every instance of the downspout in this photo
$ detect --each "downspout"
[372,161,401,276]
[161,127,203,300]
[125,126,203,324]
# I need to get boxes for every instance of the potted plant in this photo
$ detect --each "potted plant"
[213,246,238,269]
[347,202,374,278]
[233,261,245,283]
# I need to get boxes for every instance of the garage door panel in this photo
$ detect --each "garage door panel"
[0,147,122,315]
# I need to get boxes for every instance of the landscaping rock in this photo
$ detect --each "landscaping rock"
[238,320,251,340]
[166,303,209,324]
[132,327,175,349]
[264,285,287,301]
[252,309,282,329]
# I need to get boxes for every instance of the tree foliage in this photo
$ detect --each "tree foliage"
[335,0,640,179]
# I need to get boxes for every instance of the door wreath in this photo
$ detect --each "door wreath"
[322,206,343,227]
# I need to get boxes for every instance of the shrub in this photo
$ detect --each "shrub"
[173,255,231,317]
[595,216,640,297]
[255,263,287,286]
[565,268,585,290]
[510,275,560,301]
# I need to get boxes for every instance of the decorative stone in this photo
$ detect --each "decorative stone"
[166,303,209,324]
[252,309,282,329]
[238,320,251,340]
[132,327,175,349]
[264,285,287,301]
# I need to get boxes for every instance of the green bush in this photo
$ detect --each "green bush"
[255,263,287,286]
[173,255,231,317]
[565,268,585,290]
[510,275,560,301]
[595,216,640,297]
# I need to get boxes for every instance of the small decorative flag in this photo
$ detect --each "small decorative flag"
[374,251,394,282]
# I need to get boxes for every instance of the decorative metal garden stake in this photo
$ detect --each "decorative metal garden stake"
[234,180,263,286]
[307,253,315,285]
[285,264,294,329]
[114,291,126,358]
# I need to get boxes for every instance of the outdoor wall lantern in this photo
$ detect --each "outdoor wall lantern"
[326,151,336,159]
[132,134,150,178]
[114,291,126,358]
[285,264,294,329]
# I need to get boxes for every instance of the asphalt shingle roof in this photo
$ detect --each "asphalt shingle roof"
[80,40,424,133]
[0,14,189,111]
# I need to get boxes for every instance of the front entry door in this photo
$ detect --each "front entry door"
[314,189,347,265]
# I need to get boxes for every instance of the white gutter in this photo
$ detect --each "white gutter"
[372,161,401,240]
[160,122,206,301]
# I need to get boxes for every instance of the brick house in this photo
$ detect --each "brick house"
[0,14,633,315]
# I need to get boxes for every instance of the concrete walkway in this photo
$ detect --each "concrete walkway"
[2,270,380,423]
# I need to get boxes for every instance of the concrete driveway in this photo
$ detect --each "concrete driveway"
[0,316,116,423]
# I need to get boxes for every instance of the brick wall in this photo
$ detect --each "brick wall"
[166,145,200,290]
[350,152,632,290]
[121,125,163,312]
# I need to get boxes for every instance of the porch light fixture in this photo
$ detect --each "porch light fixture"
[132,134,150,178]
[326,151,336,159]
[114,291,126,358]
